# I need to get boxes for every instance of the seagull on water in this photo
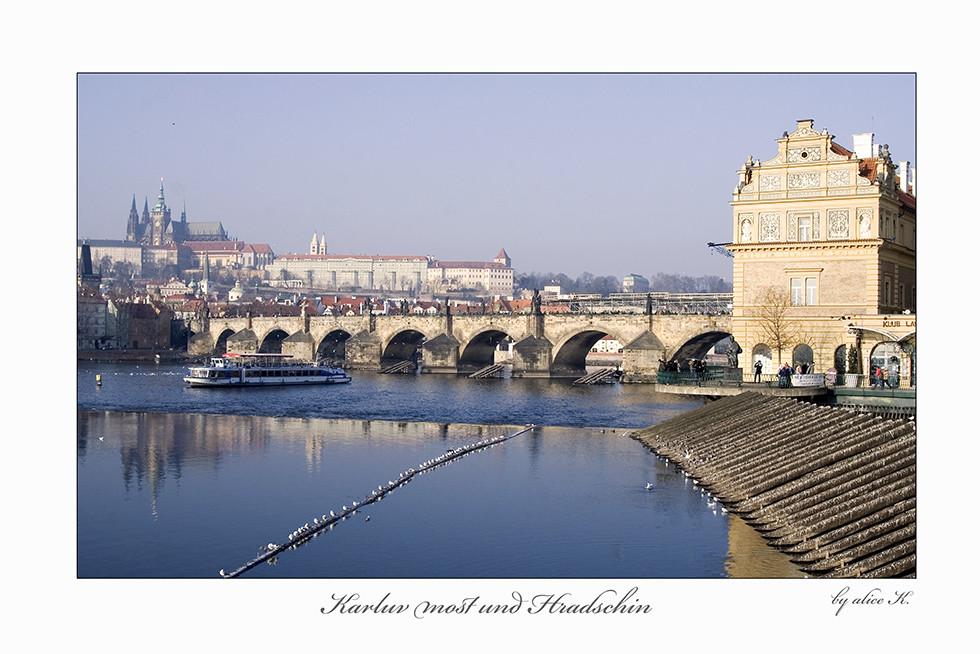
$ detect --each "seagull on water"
[645,483,654,490]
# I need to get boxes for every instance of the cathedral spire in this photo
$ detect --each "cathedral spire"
[154,178,167,211]
[181,199,187,223]
[126,194,140,241]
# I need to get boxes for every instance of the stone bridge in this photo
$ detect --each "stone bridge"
[187,312,733,381]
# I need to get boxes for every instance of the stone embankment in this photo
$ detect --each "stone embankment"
[632,392,915,578]
[77,349,188,362]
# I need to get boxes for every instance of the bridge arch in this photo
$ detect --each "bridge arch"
[381,329,427,366]
[258,328,290,353]
[551,328,629,377]
[214,328,236,354]
[457,328,514,373]
[669,330,733,364]
[316,329,352,365]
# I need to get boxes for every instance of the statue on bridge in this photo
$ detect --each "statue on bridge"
[726,339,742,368]
[532,289,542,315]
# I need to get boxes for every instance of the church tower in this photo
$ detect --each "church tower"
[149,180,172,245]
[126,195,140,242]
[200,251,211,297]
[309,232,326,255]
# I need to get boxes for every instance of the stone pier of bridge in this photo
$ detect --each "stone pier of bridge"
[187,310,733,382]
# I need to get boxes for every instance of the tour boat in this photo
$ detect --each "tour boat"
[184,353,351,387]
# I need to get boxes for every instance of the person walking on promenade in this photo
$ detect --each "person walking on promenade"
[753,359,763,383]
[874,366,884,389]
[882,366,890,389]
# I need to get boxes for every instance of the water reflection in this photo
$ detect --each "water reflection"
[77,410,802,579]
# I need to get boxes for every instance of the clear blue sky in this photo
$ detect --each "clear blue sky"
[77,73,915,282]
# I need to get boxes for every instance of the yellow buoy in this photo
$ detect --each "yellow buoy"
[96,374,102,386]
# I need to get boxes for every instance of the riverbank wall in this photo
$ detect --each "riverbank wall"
[77,349,189,362]
[632,392,915,578]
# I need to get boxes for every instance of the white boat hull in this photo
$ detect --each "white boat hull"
[183,374,351,387]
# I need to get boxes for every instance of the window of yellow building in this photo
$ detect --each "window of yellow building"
[790,277,818,306]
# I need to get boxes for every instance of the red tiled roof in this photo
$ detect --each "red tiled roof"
[433,261,510,269]
[277,254,427,261]
[184,241,244,252]
[243,243,274,254]
[857,158,878,182]
[319,296,367,307]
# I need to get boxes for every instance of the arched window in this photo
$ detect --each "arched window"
[792,344,814,372]
[834,344,847,373]
[870,342,902,388]
[752,343,772,374]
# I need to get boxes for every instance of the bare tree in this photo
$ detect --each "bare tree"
[750,286,802,365]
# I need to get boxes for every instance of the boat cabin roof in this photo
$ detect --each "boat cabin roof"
[209,352,295,367]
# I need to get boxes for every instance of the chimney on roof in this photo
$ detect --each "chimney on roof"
[898,161,915,195]
[853,133,876,159]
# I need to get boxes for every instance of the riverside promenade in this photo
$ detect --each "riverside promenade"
[654,370,915,419]
[632,392,915,578]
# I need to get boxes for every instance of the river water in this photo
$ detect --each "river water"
[76,360,803,579]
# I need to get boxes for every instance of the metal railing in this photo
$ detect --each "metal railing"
[657,368,733,386]
[656,370,916,390]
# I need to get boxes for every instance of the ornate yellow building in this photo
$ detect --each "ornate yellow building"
[728,119,916,385]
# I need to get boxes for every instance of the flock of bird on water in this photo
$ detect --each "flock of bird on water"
[218,425,731,578]
[220,424,538,578]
